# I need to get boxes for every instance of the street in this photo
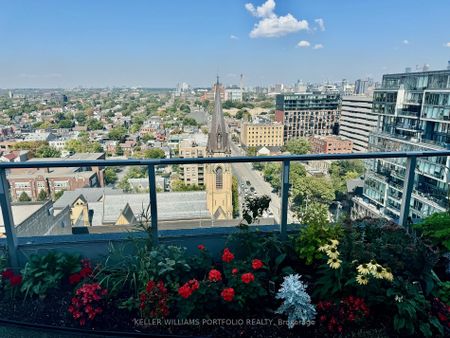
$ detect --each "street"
[230,142,294,224]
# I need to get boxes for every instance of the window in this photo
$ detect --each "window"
[215,167,223,189]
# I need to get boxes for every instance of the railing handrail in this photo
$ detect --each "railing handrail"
[1,150,450,169]
[1,149,450,268]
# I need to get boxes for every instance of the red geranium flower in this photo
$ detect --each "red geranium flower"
[1,268,14,280]
[188,279,200,291]
[221,288,235,302]
[178,284,193,299]
[221,248,234,263]
[208,269,222,282]
[197,244,205,250]
[252,259,264,270]
[9,274,22,286]
[241,272,255,284]
[69,273,82,285]
[232,268,238,275]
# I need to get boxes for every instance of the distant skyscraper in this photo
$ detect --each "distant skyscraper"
[275,92,340,141]
[354,79,368,95]
[447,60,450,70]
[352,69,450,221]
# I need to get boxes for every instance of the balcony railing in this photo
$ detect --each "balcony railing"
[0,149,449,268]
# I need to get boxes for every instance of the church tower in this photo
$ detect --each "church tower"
[205,77,233,220]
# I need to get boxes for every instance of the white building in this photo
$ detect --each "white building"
[225,88,243,101]
[339,96,377,152]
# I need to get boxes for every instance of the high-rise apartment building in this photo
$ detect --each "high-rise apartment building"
[353,69,450,221]
[275,92,340,141]
[340,96,377,152]
[354,79,369,95]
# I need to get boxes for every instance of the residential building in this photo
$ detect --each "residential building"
[224,88,243,102]
[310,135,353,154]
[7,153,105,201]
[205,77,233,220]
[340,96,377,152]
[275,92,340,141]
[179,133,207,186]
[353,69,450,222]
[240,122,284,148]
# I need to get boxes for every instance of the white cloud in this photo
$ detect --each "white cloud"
[245,0,276,18]
[444,42,450,47]
[230,35,239,40]
[246,0,309,38]
[313,44,324,49]
[403,39,409,44]
[297,40,310,48]
[314,18,325,31]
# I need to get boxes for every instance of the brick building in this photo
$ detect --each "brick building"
[310,135,353,154]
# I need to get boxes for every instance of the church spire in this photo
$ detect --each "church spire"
[207,76,230,154]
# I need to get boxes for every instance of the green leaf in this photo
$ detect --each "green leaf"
[419,323,432,338]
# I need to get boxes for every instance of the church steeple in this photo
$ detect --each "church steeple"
[207,76,230,154]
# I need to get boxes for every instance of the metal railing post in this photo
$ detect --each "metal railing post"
[280,160,291,241]
[147,164,159,244]
[0,169,19,268]
[399,156,417,228]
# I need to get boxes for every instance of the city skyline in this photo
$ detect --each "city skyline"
[1,0,450,88]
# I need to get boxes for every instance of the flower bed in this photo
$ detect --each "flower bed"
[0,216,449,337]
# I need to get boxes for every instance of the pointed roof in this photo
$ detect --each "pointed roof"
[207,76,230,154]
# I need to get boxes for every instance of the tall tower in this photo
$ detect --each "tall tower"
[205,76,233,220]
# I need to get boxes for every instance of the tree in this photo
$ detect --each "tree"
[283,138,311,155]
[292,176,335,206]
[54,190,65,201]
[179,104,191,113]
[35,146,61,158]
[86,118,103,131]
[232,176,239,218]
[57,119,74,129]
[18,191,31,202]
[201,100,210,110]
[246,146,257,157]
[37,189,48,201]
[104,167,118,185]
[329,160,365,199]
[171,180,204,192]
[75,112,87,124]
[66,137,103,153]
[142,148,165,159]
[108,126,127,142]
[115,145,124,156]
[183,117,197,126]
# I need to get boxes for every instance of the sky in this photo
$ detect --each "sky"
[0,0,449,88]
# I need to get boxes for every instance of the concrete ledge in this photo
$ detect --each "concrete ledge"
[0,224,301,266]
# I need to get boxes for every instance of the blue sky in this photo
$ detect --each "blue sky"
[1,0,449,88]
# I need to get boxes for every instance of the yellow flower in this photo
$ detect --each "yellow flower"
[329,239,339,247]
[356,263,370,275]
[382,268,394,282]
[327,258,342,269]
[318,245,329,252]
[326,247,340,259]
[367,260,378,272]
[372,265,384,279]
[356,274,369,285]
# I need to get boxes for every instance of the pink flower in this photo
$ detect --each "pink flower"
[197,244,205,250]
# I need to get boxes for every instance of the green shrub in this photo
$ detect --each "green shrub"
[295,208,343,265]
[413,212,450,252]
[21,252,81,298]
